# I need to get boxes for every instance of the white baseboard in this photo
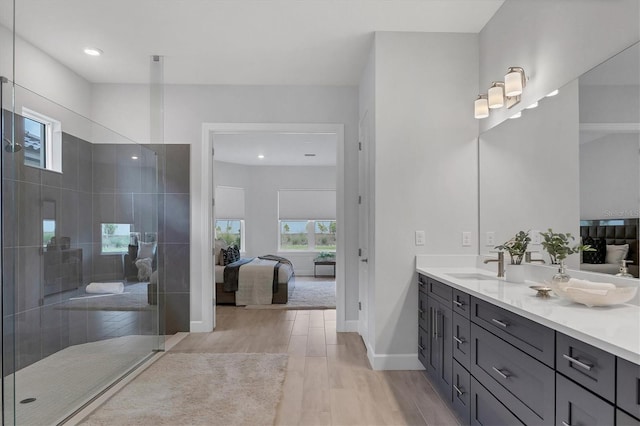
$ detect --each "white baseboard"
[366,348,426,371]
[190,320,213,333]
[341,320,358,332]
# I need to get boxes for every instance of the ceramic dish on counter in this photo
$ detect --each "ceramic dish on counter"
[548,278,638,307]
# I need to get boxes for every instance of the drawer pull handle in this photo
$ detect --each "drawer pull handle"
[563,354,593,371]
[491,318,509,328]
[453,385,464,396]
[434,311,439,342]
[419,281,425,287]
[418,344,425,351]
[453,300,464,307]
[562,422,571,426]
[454,336,465,345]
[492,366,510,379]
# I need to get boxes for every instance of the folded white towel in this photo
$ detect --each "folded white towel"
[86,282,125,294]
[560,278,616,291]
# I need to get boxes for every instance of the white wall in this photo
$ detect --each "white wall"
[580,133,640,220]
[215,161,337,275]
[369,32,479,368]
[91,84,361,324]
[479,80,581,268]
[479,0,640,132]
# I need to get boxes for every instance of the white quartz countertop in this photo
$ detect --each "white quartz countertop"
[416,266,640,365]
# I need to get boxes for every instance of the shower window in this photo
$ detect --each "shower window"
[22,107,62,172]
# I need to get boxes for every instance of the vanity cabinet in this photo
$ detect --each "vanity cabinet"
[417,272,640,426]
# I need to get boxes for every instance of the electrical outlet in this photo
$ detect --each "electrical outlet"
[462,232,472,247]
[486,231,495,246]
[415,230,425,246]
[531,229,541,245]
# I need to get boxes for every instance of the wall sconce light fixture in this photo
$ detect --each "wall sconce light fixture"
[475,66,527,119]
[474,94,489,119]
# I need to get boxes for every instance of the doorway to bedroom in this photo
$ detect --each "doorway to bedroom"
[197,123,345,331]
[213,130,338,310]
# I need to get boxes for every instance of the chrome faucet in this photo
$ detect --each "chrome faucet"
[525,252,545,264]
[484,252,504,278]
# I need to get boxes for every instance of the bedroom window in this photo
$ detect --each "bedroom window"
[279,220,336,252]
[215,219,244,250]
[101,223,132,254]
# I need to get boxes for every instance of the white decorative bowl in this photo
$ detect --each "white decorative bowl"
[549,282,637,307]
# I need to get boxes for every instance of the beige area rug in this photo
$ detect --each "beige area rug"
[81,352,289,426]
[245,279,336,310]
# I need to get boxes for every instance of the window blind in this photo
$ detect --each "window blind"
[215,186,245,219]
[278,189,336,220]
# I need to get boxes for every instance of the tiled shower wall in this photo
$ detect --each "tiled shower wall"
[2,116,190,371]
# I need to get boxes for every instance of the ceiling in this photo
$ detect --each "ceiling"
[0,0,504,86]
[214,132,337,166]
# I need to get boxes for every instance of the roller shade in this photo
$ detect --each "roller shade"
[215,186,245,219]
[278,189,336,220]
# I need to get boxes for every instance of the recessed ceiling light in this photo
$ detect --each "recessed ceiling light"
[84,47,103,56]
[131,156,138,160]
[546,89,559,97]
[258,154,265,159]
[304,154,316,157]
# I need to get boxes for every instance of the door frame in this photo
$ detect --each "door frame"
[192,122,346,332]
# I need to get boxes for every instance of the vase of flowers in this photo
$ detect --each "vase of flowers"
[495,230,531,283]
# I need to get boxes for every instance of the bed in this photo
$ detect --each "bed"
[215,255,295,305]
[580,219,638,278]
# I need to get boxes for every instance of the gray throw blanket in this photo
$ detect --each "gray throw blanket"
[223,255,293,293]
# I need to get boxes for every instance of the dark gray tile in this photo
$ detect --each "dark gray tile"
[17,181,42,247]
[92,193,115,242]
[61,133,79,190]
[116,144,142,193]
[3,314,17,375]
[91,245,123,282]
[92,144,116,193]
[78,192,93,244]
[40,304,70,357]
[41,169,62,188]
[3,179,19,248]
[78,139,93,193]
[41,184,61,247]
[59,189,79,243]
[115,192,134,224]
[161,243,190,292]
[164,145,190,194]
[16,308,42,370]
[15,247,43,312]
[161,292,190,334]
[3,247,17,316]
[164,193,189,244]
[133,193,158,235]
[140,147,159,194]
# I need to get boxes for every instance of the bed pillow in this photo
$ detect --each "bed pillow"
[222,245,240,265]
[137,241,156,260]
[606,244,629,265]
[214,239,228,265]
[582,237,606,264]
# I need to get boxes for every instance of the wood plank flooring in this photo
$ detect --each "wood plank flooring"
[170,307,459,426]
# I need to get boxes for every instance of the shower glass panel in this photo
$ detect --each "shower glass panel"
[2,82,162,425]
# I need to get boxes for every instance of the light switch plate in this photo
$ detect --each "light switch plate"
[415,230,425,246]
[486,232,495,246]
[462,232,472,247]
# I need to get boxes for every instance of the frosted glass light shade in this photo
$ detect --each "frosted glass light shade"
[474,96,489,119]
[505,68,524,97]
[488,83,504,109]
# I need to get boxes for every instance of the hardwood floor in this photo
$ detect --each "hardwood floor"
[170,307,459,426]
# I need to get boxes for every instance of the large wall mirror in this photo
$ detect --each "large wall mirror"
[479,42,639,279]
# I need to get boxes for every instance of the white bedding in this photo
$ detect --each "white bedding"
[215,259,294,285]
[234,258,278,305]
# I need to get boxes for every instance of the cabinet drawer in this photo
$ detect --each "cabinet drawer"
[452,289,470,318]
[470,376,524,426]
[617,357,640,419]
[470,323,555,425]
[418,289,428,332]
[453,312,471,371]
[418,326,429,370]
[418,274,428,294]
[556,332,615,402]
[471,296,555,367]
[557,373,614,426]
[617,409,640,426]
[452,360,470,426]
[428,277,452,304]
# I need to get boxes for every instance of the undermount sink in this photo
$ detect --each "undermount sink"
[447,273,496,281]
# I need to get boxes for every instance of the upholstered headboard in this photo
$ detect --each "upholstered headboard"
[580,218,638,278]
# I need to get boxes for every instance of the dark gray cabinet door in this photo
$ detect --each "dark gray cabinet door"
[453,311,471,371]
[617,357,640,419]
[556,332,615,402]
[427,297,441,379]
[418,325,429,370]
[452,359,471,425]
[426,297,453,402]
[428,277,452,305]
[418,289,428,332]
[556,373,614,426]
[470,376,524,426]
[471,323,555,425]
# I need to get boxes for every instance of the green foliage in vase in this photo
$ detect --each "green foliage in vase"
[539,228,594,264]
[495,230,531,265]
